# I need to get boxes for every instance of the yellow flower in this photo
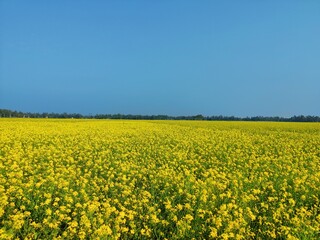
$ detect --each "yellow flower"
[45,208,52,216]
[184,214,194,222]
[210,227,218,238]
[10,212,25,230]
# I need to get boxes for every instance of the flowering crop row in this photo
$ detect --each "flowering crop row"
[0,119,319,239]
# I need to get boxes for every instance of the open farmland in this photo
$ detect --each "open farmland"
[0,119,319,239]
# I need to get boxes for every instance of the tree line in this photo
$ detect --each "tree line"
[0,109,319,122]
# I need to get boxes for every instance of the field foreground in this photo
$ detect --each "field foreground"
[0,119,319,239]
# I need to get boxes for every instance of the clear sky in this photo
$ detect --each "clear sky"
[1,1,319,117]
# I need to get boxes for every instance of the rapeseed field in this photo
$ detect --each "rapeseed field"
[0,119,319,239]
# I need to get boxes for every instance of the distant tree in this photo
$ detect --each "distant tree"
[194,114,204,120]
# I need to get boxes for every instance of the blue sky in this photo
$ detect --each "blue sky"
[0,1,319,117]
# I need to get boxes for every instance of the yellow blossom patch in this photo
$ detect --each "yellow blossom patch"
[0,119,319,239]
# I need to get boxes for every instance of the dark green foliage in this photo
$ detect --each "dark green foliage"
[0,109,319,122]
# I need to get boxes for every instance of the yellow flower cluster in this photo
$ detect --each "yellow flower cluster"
[0,119,319,239]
